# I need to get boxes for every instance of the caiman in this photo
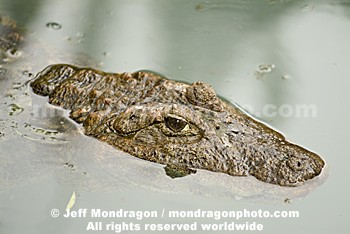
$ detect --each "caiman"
[30,64,325,187]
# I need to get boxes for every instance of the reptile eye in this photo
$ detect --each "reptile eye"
[165,116,188,132]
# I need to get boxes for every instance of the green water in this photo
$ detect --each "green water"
[1,0,349,233]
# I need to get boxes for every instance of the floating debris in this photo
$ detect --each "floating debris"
[284,198,291,204]
[6,48,22,58]
[46,22,62,30]
[65,191,76,213]
[255,63,275,79]
[8,103,23,116]
[282,74,291,80]
[257,63,275,73]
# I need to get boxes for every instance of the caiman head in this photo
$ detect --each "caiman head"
[30,64,325,187]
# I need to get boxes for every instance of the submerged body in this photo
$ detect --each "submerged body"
[30,64,325,186]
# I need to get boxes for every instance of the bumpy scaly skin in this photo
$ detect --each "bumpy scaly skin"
[30,64,325,186]
[0,16,23,73]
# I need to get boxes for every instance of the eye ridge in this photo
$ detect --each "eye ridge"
[165,116,188,132]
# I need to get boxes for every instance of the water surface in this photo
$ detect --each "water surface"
[0,0,349,233]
